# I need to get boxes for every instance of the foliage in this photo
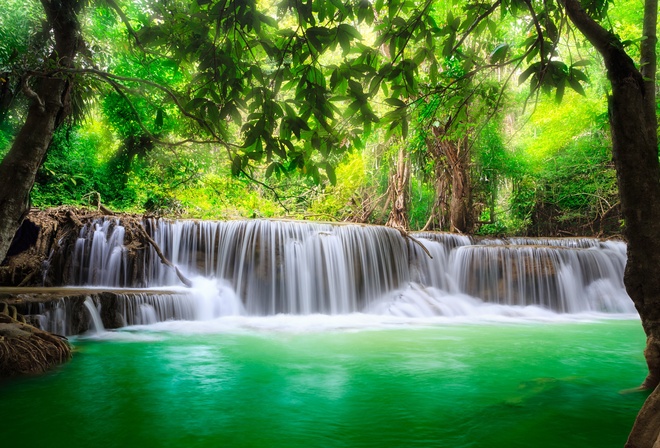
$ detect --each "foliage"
[0,0,45,71]
[309,151,368,220]
[31,126,108,207]
[0,0,649,237]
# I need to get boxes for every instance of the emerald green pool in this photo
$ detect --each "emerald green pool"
[0,317,649,448]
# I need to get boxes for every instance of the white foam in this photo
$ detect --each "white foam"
[116,308,638,336]
[188,276,246,319]
[74,330,165,342]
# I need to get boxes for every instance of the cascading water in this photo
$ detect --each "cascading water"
[448,241,631,313]
[83,296,105,334]
[60,218,636,321]
[72,219,128,286]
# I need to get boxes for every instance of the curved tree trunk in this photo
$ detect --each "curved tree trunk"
[564,0,660,391]
[0,0,81,264]
[626,383,660,448]
[564,0,660,445]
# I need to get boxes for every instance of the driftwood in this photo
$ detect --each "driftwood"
[396,228,433,259]
[133,223,193,288]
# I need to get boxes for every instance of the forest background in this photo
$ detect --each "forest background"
[0,0,639,237]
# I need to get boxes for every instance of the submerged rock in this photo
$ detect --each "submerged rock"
[0,313,71,378]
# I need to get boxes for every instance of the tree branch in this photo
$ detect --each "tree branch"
[561,0,636,75]
[105,0,147,54]
[21,75,45,112]
[452,1,503,53]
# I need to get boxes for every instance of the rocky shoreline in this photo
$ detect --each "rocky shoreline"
[0,207,133,378]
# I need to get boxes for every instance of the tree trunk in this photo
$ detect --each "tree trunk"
[422,136,450,231]
[422,174,449,231]
[564,0,660,390]
[563,0,660,445]
[626,383,660,448]
[447,140,473,233]
[429,127,474,233]
[386,147,410,230]
[0,0,81,264]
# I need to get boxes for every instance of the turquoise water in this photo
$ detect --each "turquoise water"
[0,318,649,448]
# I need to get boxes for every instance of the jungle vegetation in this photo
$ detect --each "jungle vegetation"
[0,0,633,235]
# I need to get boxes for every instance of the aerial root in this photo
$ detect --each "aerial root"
[0,314,72,378]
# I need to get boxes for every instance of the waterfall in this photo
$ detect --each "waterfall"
[19,290,234,336]
[83,297,105,334]
[71,219,129,287]
[449,242,633,313]
[60,218,635,317]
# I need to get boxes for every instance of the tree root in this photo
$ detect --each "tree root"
[17,268,39,287]
[0,313,72,378]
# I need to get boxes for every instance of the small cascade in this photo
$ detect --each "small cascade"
[33,298,68,335]
[83,296,105,334]
[412,232,472,250]
[116,292,197,326]
[7,290,225,336]
[475,236,606,248]
[51,217,635,320]
[449,242,634,313]
[70,219,129,287]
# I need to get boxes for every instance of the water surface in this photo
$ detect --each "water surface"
[0,317,648,448]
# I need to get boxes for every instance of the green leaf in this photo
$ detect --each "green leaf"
[231,156,242,176]
[442,33,455,57]
[265,162,276,178]
[571,69,589,83]
[185,97,208,112]
[154,108,164,129]
[568,77,586,96]
[385,97,406,107]
[489,43,509,64]
[518,64,538,85]
[324,163,336,185]
[207,104,220,125]
[555,80,565,104]
[571,60,591,68]
[337,23,362,40]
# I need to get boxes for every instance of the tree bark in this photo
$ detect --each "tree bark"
[429,127,474,233]
[0,0,81,264]
[626,384,660,448]
[386,147,410,230]
[561,1,660,444]
[447,139,473,233]
[564,0,660,390]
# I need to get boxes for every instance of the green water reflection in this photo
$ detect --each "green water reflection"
[0,319,649,448]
